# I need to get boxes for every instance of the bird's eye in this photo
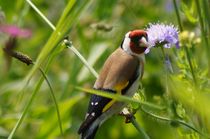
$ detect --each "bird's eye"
[132,36,140,43]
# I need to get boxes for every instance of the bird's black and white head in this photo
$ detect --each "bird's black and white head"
[121,30,148,56]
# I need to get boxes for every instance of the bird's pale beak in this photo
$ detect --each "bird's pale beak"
[139,37,149,47]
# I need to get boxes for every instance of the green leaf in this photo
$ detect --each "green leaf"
[180,1,198,23]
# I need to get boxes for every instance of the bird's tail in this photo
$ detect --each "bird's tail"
[79,108,115,139]
[78,114,100,139]
[81,126,99,139]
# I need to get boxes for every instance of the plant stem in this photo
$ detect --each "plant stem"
[77,87,165,110]
[172,0,183,31]
[38,67,63,135]
[160,47,173,109]
[183,45,197,86]
[202,0,210,29]
[130,117,150,139]
[26,0,56,31]
[195,0,210,75]
[65,41,99,78]
[160,47,173,73]
[195,0,208,46]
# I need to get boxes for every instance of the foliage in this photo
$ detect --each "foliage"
[0,0,210,139]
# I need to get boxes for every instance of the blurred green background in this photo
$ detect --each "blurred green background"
[0,0,210,139]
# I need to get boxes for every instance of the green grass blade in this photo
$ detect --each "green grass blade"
[76,87,165,110]
[38,67,63,135]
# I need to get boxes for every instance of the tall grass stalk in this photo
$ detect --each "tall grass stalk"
[26,0,56,30]
[194,0,209,47]
[37,67,63,135]
[76,87,165,110]
[183,46,197,86]
[172,0,183,31]
[202,0,210,29]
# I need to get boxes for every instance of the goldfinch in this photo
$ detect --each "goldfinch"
[78,30,148,139]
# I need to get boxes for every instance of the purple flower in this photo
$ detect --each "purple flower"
[145,23,179,54]
[0,24,31,38]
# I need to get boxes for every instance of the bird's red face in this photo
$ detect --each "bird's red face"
[129,30,148,54]
[121,30,148,55]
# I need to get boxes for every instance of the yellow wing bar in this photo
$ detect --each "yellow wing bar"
[102,81,129,112]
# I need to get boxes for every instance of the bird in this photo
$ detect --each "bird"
[78,30,149,139]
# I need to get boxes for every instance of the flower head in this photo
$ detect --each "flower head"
[145,23,179,54]
[0,24,31,38]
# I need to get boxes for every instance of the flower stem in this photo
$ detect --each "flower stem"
[160,47,173,73]
[160,47,172,97]
[183,45,197,86]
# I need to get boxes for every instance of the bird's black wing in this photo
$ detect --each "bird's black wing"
[78,89,116,136]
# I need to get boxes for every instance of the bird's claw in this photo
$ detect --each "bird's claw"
[119,108,135,123]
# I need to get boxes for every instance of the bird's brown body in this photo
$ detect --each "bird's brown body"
[94,48,144,91]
